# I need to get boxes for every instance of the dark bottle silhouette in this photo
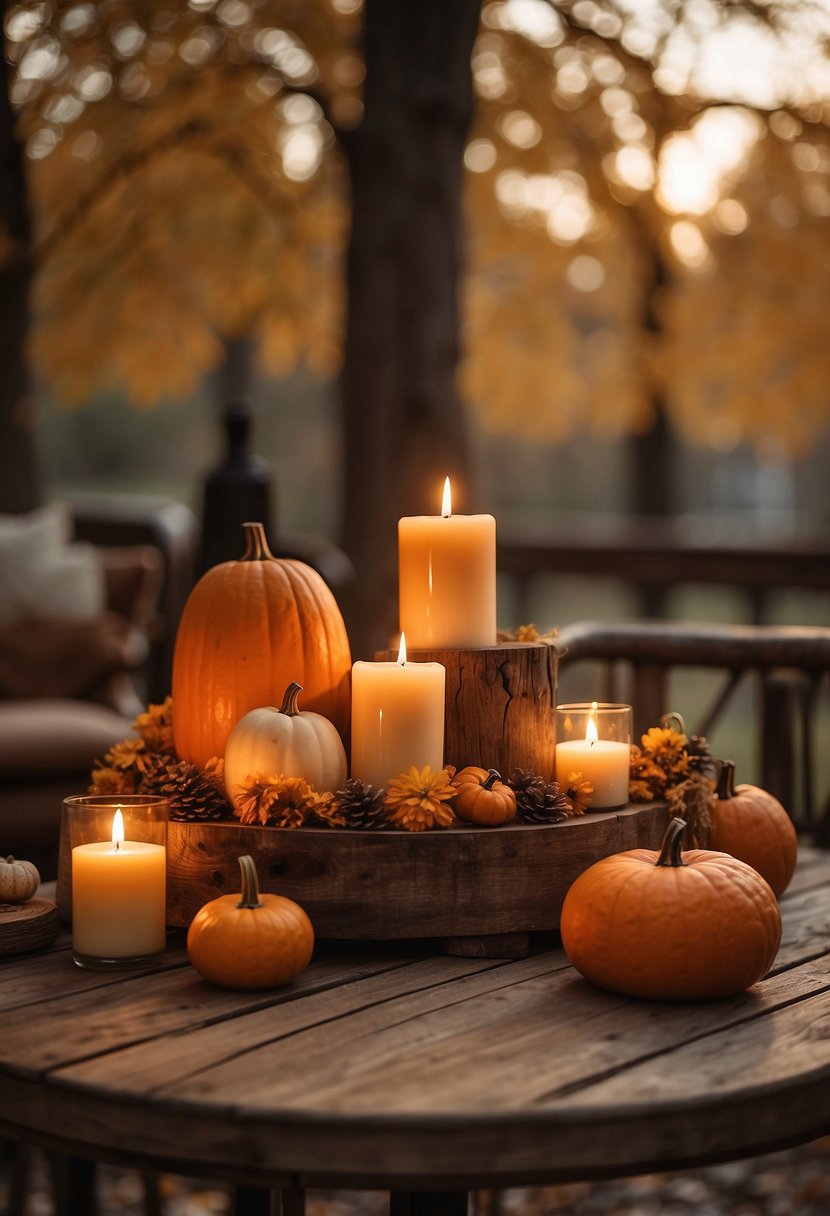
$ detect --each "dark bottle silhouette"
[198,401,274,574]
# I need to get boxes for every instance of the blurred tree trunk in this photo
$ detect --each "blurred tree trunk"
[0,38,41,513]
[339,0,480,658]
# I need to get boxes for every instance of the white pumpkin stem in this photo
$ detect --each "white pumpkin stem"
[241,521,275,562]
[279,682,303,716]
[237,854,263,909]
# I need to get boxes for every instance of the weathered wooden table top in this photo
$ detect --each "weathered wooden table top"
[1,849,829,1193]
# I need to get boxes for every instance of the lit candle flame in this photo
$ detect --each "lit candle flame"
[441,476,452,519]
[586,702,599,747]
[112,808,125,850]
[397,631,407,665]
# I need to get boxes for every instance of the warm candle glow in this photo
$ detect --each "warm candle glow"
[112,809,125,848]
[398,632,407,665]
[441,476,452,518]
[586,715,599,746]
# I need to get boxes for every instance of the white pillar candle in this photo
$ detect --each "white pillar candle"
[556,705,631,810]
[398,477,496,649]
[351,634,445,789]
[72,810,166,960]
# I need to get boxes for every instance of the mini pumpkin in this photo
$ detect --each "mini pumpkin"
[172,522,351,768]
[0,855,40,903]
[187,854,314,989]
[707,760,798,897]
[560,816,781,1001]
[224,681,347,806]
[453,767,517,826]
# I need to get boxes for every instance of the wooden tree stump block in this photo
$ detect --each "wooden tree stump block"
[376,641,559,778]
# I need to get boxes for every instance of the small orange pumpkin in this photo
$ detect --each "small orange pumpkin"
[187,854,314,989]
[560,817,781,1001]
[453,767,517,826]
[707,760,798,897]
[172,522,351,768]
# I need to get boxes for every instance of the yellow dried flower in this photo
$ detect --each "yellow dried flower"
[385,765,456,832]
[89,766,135,796]
[640,727,690,777]
[133,696,174,755]
[563,771,593,813]
[628,746,668,801]
[104,738,153,774]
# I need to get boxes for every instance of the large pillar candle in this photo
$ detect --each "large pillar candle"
[398,477,496,649]
[72,809,167,963]
[351,634,445,789]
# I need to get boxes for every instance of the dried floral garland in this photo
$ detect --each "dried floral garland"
[628,712,717,846]
[90,697,588,832]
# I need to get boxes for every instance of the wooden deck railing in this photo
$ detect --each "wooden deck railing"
[497,518,830,839]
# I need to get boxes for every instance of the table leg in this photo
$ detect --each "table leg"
[390,1191,469,1216]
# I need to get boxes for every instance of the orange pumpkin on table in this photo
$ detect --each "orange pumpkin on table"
[187,854,314,989]
[172,522,351,768]
[707,760,798,897]
[560,816,782,1001]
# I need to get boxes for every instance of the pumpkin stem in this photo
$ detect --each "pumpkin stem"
[483,769,502,790]
[660,711,686,736]
[240,522,275,563]
[655,817,688,868]
[279,681,303,717]
[717,760,736,801]
[237,854,263,909]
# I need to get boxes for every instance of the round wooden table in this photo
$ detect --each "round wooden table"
[2,850,830,1213]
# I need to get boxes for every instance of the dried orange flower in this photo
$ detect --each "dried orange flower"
[385,765,456,832]
[234,773,314,828]
[133,696,174,755]
[89,766,135,796]
[104,738,153,774]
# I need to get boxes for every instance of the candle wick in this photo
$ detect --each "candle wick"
[115,840,120,851]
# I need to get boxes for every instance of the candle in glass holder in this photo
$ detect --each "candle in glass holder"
[398,477,496,649]
[351,633,445,789]
[555,702,631,810]
[66,795,168,969]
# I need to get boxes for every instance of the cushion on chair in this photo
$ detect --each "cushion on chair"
[0,699,134,779]
[0,502,106,626]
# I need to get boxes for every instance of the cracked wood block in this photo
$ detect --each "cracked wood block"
[375,641,559,779]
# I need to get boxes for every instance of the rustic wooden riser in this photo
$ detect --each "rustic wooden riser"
[163,803,667,939]
[375,641,559,778]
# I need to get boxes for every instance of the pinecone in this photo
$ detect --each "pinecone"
[685,733,715,776]
[332,779,393,830]
[141,756,232,822]
[508,768,573,824]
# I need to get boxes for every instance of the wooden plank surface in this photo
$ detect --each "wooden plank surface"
[1,849,829,1191]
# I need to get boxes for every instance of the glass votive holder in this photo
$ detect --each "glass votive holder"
[555,703,632,811]
[64,794,168,970]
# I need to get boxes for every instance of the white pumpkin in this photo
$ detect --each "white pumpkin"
[224,681,347,806]
[0,855,40,903]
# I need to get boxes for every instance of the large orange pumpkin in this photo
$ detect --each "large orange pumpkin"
[560,817,782,1001]
[172,522,351,768]
[707,760,798,897]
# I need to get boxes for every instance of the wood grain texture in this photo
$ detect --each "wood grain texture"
[376,641,558,778]
[1,849,828,1192]
[165,803,667,935]
[0,899,60,956]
